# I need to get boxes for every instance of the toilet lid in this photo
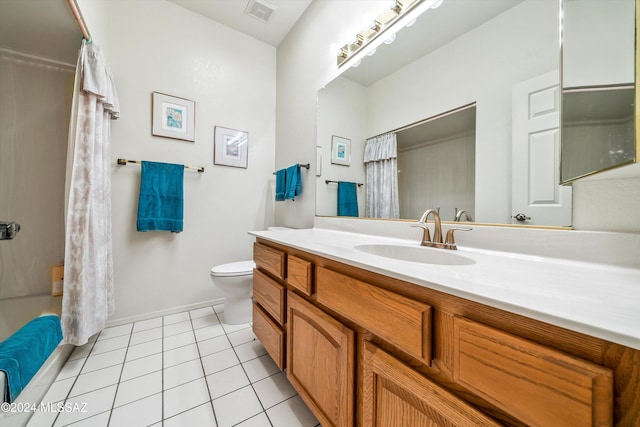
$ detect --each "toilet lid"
[210,260,255,277]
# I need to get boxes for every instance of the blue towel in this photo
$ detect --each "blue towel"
[137,161,184,232]
[284,164,301,201]
[275,169,286,201]
[0,315,62,402]
[338,181,359,217]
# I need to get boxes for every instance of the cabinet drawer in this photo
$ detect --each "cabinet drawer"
[253,269,285,326]
[362,341,501,427]
[316,267,432,364]
[254,242,286,280]
[287,255,313,296]
[252,303,285,370]
[453,317,613,427]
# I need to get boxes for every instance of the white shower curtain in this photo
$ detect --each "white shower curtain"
[62,41,119,345]
[364,133,399,219]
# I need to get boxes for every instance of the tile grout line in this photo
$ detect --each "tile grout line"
[188,307,219,426]
[228,323,276,427]
[47,336,99,427]
[105,323,133,427]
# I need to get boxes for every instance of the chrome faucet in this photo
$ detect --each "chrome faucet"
[454,208,474,222]
[413,208,472,250]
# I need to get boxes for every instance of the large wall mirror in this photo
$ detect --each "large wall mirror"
[316,0,637,227]
[561,0,637,183]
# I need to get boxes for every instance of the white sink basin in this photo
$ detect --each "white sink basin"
[355,244,475,266]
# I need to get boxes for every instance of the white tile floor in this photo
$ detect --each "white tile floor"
[26,305,320,427]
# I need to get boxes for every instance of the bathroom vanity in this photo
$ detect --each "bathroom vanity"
[250,226,640,426]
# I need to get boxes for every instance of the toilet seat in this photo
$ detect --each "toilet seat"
[210,260,255,277]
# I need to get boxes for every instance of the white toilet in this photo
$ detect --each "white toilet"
[210,227,291,324]
[209,260,255,325]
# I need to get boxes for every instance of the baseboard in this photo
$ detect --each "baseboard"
[105,298,225,328]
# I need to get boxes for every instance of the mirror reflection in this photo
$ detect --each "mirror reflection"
[560,0,636,183]
[317,0,571,226]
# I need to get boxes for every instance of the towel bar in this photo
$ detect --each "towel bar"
[325,180,363,187]
[117,158,204,172]
[272,163,310,175]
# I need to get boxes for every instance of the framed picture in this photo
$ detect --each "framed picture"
[152,92,195,141]
[214,126,249,168]
[331,135,351,166]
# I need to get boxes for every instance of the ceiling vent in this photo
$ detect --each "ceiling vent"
[245,0,277,23]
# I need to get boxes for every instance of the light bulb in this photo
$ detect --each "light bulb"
[431,0,444,9]
[384,33,396,45]
[344,29,358,45]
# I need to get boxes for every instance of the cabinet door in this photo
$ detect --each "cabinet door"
[362,341,501,427]
[287,291,355,427]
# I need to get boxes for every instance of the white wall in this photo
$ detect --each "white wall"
[78,0,276,321]
[316,76,367,217]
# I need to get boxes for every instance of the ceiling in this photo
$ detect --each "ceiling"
[166,0,312,47]
[1,0,521,74]
[0,0,311,66]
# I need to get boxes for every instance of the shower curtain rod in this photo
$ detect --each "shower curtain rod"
[66,0,92,43]
[367,102,477,140]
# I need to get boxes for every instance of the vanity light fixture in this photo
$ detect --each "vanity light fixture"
[384,33,397,45]
[336,0,442,69]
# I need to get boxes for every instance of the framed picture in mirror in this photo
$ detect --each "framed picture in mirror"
[331,135,351,166]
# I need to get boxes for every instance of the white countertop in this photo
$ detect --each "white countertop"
[250,227,640,350]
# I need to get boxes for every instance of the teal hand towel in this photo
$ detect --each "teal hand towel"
[284,164,301,201]
[275,169,286,201]
[0,315,62,402]
[338,181,358,217]
[137,161,184,232]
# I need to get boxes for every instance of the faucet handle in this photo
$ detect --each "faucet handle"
[444,227,472,250]
[411,223,431,246]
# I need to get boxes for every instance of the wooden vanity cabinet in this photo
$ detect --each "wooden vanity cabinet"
[252,238,637,426]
